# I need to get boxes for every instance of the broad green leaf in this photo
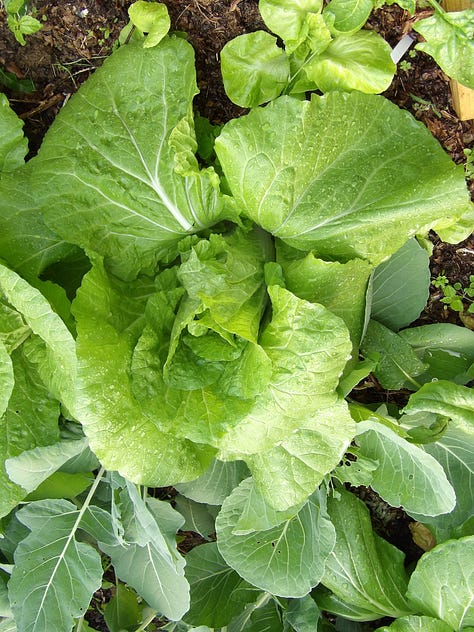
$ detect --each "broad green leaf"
[410,419,474,541]
[128,0,170,48]
[371,238,430,331]
[72,258,214,485]
[259,0,323,50]
[216,479,336,597]
[404,380,474,426]
[0,262,76,411]
[0,338,13,418]
[0,93,27,172]
[406,536,474,629]
[99,478,189,621]
[414,10,474,89]
[103,584,141,632]
[184,542,257,628]
[399,323,474,385]
[8,499,104,632]
[361,319,427,390]
[220,31,290,108]
[5,438,88,493]
[320,488,411,618]
[230,598,283,631]
[0,620,16,632]
[0,571,12,617]
[376,615,454,631]
[33,39,228,279]
[0,169,79,283]
[304,30,395,93]
[279,248,371,363]
[355,420,456,517]
[215,92,470,266]
[285,595,322,631]
[175,459,250,505]
[323,0,373,34]
[173,495,216,539]
[0,348,60,518]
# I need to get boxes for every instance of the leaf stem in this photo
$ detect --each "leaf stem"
[135,610,159,631]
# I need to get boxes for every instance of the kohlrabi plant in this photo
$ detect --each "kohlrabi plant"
[0,2,473,631]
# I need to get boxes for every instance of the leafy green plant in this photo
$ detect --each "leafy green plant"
[433,274,474,322]
[0,2,473,631]
[2,0,42,46]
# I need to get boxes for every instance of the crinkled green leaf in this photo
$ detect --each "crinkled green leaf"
[320,488,411,618]
[8,499,104,632]
[216,479,336,597]
[371,238,430,331]
[221,31,290,108]
[246,400,355,509]
[0,347,60,518]
[414,10,474,89]
[0,338,13,418]
[32,38,229,279]
[376,615,454,631]
[355,419,456,517]
[215,92,470,266]
[72,258,214,485]
[128,0,170,48]
[184,542,256,628]
[259,0,324,50]
[304,30,395,93]
[361,319,427,390]
[279,246,371,363]
[323,0,373,34]
[406,536,474,629]
[0,262,76,411]
[0,93,28,173]
[217,285,353,508]
[0,168,79,283]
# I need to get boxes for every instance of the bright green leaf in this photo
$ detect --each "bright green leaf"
[376,615,454,631]
[175,459,250,505]
[404,380,474,426]
[259,0,323,50]
[323,0,373,34]
[221,31,290,108]
[0,93,28,172]
[414,10,474,89]
[215,92,470,266]
[128,1,170,48]
[406,536,474,629]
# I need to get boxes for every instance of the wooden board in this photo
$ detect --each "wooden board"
[443,0,474,120]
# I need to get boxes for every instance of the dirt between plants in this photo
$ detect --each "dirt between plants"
[0,2,473,630]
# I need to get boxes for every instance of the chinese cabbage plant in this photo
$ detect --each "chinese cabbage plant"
[0,8,473,632]
[220,0,474,108]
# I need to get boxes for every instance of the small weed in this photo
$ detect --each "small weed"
[432,273,474,314]
[464,148,474,181]
[399,60,412,72]
[411,94,442,118]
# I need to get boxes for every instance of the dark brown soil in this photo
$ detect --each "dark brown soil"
[1,2,473,630]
